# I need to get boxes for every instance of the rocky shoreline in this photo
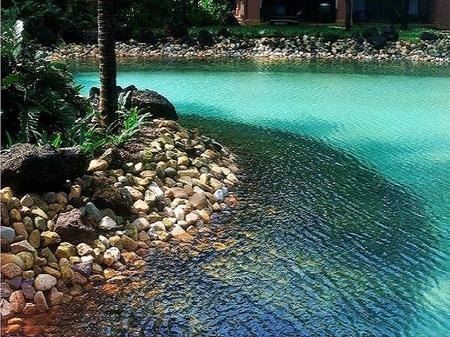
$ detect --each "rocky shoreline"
[51,34,450,64]
[0,120,239,334]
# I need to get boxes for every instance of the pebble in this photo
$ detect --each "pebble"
[34,291,49,312]
[1,226,15,243]
[99,216,118,231]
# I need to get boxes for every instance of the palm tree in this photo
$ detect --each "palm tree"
[98,0,117,126]
[345,0,352,31]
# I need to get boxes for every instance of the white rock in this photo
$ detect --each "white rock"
[99,216,117,231]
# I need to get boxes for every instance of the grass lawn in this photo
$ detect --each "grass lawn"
[186,24,447,42]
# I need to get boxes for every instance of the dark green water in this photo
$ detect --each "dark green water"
[60,60,450,336]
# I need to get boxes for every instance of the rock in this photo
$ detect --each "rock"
[170,225,192,241]
[76,243,94,256]
[1,253,25,270]
[127,89,178,120]
[59,258,74,283]
[124,186,144,201]
[132,218,150,231]
[33,291,49,312]
[380,25,399,42]
[1,226,15,243]
[55,242,77,259]
[54,209,96,243]
[40,231,61,246]
[133,200,150,213]
[1,299,13,320]
[28,229,41,248]
[7,276,23,290]
[0,144,87,193]
[103,247,121,266]
[121,235,138,251]
[85,202,102,221]
[99,216,118,231]
[34,217,47,231]
[1,187,13,203]
[10,240,36,254]
[72,262,92,277]
[186,212,199,225]
[9,290,25,313]
[148,182,165,201]
[1,282,13,298]
[48,287,64,306]
[68,185,81,201]
[21,282,36,300]
[88,159,108,172]
[214,189,224,202]
[42,266,61,279]
[20,194,34,207]
[177,156,190,166]
[109,236,123,249]
[197,29,214,47]
[1,264,22,279]
[420,31,439,41]
[34,274,57,291]
[92,185,133,215]
[189,192,207,208]
[17,252,34,270]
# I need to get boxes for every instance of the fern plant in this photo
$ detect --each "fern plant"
[1,20,87,147]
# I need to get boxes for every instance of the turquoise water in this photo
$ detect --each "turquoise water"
[71,61,450,336]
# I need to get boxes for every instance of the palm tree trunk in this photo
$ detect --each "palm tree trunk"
[401,0,410,30]
[98,0,117,126]
[345,0,352,31]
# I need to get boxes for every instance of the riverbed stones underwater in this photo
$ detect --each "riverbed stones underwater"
[0,119,239,334]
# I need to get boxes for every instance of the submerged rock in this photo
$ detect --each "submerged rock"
[54,209,96,243]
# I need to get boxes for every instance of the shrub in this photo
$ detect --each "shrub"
[1,20,87,145]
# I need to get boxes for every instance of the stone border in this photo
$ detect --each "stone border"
[51,36,450,64]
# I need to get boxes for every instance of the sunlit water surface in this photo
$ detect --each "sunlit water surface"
[54,60,450,337]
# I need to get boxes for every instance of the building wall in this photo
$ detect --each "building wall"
[432,0,450,28]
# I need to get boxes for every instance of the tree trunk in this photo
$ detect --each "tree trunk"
[98,0,117,126]
[401,0,410,30]
[345,0,352,31]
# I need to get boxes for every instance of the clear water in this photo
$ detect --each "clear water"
[61,60,450,336]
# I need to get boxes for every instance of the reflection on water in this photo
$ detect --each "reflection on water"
[31,117,449,337]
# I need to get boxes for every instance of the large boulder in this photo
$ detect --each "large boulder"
[54,209,96,244]
[420,31,439,41]
[380,25,399,42]
[197,29,214,47]
[127,89,178,120]
[0,144,87,194]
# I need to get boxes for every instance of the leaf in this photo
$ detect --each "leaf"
[2,73,26,88]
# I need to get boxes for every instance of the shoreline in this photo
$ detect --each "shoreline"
[51,36,450,65]
[0,120,240,334]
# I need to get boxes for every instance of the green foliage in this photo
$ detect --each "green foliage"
[1,20,87,145]
[199,0,228,22]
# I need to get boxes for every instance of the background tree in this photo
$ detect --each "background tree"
[98,0,117,126]
[400,0,410,29]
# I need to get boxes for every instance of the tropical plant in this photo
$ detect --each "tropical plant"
[1,20,87,145]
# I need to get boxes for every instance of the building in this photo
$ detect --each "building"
[235,0,450,29]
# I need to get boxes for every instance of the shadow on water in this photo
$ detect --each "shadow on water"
[27,115,446,337]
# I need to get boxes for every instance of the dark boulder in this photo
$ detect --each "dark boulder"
[92,185,133,215]
[164,23,188,38]
[217,27,231,38]
[0,144,87,194]
[197,29,214,47]
[54,209,96,244]
[420,31,439,41]
[362,27,379,40]
[369,35,387,49]
[129,89,178,120]
[322,32,340,44]
[380,25,399,42]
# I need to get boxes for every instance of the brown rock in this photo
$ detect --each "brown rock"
[33,291,49,312]
[9,290,25,313]
[54,209,96,243]
[1,263,22,279]
[23,303,36,315]
[28,229,41,248]
[1,253,25,270]
[47,287,63,306]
